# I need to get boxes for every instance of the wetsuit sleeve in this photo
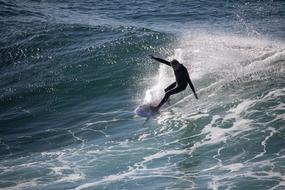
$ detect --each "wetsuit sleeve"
[152,57,171,66]
[185,70,197,96]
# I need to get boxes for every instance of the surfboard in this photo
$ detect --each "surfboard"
[134,104,156,117]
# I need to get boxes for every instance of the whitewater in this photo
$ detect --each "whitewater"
[0,0,284,190]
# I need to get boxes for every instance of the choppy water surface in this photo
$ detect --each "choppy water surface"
[0,0,285,189]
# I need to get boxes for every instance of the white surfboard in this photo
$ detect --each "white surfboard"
[134,104,156,117]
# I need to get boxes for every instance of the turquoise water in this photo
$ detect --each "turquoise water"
[0,0,285,189]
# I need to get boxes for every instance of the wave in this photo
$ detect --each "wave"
[142,31,285,105]
[1,21,284,189]
[0,23,169,108]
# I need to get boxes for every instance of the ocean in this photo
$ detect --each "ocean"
[0,0,284,189]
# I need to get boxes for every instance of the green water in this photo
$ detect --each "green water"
[0,0,285,189]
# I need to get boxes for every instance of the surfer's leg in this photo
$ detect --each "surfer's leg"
[164,82,176,92]
[157,85,186,109]
[164,82,176,104]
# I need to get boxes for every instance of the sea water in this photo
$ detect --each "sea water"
[0,0,284,189]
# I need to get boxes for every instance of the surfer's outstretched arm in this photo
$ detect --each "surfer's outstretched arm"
[149,55,171,66]
[189,80,198,99]
[186,71,198,99]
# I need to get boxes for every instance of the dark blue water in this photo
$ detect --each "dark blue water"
[1,0,285,189]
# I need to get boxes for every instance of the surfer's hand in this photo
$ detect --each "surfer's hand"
[194,93,198,100]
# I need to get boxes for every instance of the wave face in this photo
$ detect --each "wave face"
[0,0,285,189]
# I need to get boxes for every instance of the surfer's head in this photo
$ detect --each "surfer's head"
[170,59,179,68]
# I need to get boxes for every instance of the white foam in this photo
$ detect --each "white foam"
[2,178,39,190]
[205,159,285,190]
[142,31,284,109]
[73,171,133,190]
[248,127,278,162]
[142,149,186,164]
[222,163,244,172]
[263,87,285,99]
[138,133,151,141]
[187,99,256,158]
[56,173,83,183]
[225,99,255,119]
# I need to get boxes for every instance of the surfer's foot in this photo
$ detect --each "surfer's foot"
[150,106,159,112]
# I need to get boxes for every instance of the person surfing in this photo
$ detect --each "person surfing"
[149,55,198,112]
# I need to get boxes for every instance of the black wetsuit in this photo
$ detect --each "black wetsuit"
[152,57,197,109]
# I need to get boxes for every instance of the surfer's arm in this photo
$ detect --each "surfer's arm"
[186,71,198,99]
[149,55,171,66]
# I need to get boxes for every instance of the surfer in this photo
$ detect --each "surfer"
[149,55,198,111]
